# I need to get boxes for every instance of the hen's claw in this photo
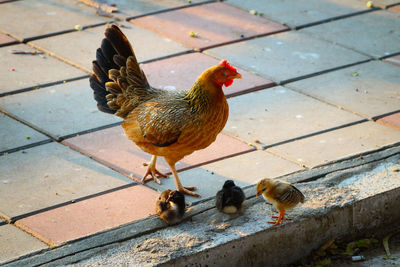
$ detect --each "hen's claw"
[142,167,168,184]
[178,186,200,197]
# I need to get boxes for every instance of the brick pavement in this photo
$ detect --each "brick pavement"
[0,0,399,264]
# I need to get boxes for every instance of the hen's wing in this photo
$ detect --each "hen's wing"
[90,25,164,118]
[123,95,191,147]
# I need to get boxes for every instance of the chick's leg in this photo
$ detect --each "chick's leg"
[142,155,168,184]
[268,210,285,226]
[167,162,199,197]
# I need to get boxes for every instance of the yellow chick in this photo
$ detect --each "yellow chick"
[256,178,305,226]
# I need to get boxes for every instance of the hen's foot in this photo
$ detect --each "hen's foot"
[178,186,200,197]
[142,167,168,184]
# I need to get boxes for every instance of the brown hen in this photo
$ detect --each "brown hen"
[90,25,241,197]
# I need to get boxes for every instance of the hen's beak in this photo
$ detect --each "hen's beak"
[232,72,242,79]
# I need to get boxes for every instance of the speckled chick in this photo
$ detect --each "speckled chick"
[216,180,245,214]
[155,190,185,225]
[256,178,305,226]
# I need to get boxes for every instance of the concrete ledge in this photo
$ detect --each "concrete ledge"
[3,148,400,266]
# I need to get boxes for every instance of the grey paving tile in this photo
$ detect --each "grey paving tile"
[0,0,107,42]
[205,31,369,83]
[268,121,400,168]
[0,113,49,153]
[29,23,190,73]
[286,61,400,119]
[301,10,400,58]
[227,0,368,28]
[0,79,122,140]
[201,150,304,185]
[0,142,132,220]
[91,0,207,19]
[147,167,249,205]
[0,44,86,96]
[224,86,364,146]
[0,224,48,264]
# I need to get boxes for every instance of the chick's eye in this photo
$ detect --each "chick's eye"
[222,72,227,76]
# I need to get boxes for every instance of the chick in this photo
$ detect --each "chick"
[155,190,185,225]
[216,180,245,214]
[256,178,305,226]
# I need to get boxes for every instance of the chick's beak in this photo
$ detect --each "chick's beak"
[256,190,261,197]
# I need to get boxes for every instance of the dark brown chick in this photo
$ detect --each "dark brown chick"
[216,180,245,214]
[256,178,305,226]
[90,25,242,197]
[155,190,185,225]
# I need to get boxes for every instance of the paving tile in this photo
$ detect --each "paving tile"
[286,61,400,119]
[15,185,158,246]
[90,0,207,19]
[0,79,122,140]
[0,142,132,220]
[29,23,190,73]
[377,112,400,130]
[388,4,400,13]
[201,150,304,185]
[0,32,17,46]
[141,52,275,97]
[0,224,48,264]
[227,0,368,28]
[62,126,255,181]
[0,44,87,96]
[130,2,288,50]
[224,86,364,146]
[0,0,107,42]
[301,10,400,58]
[384,55,400,66]
[205,31,369,83]
[0,113,49,153]
[268,121,400,168]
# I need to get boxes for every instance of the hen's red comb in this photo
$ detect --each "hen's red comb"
[220,59,237,73]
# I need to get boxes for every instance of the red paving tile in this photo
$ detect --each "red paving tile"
[130,2,288,50]
[0,32,17,46]
[141,52,275,97]
[384,55,400,67]
[376,112,400,130]
[15,185,159,246]
[388,4,400,13]
[62,126,255,182]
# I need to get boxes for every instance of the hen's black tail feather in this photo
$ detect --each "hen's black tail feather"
[90,25,134,115]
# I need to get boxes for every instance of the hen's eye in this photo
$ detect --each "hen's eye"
[222,72,227,76]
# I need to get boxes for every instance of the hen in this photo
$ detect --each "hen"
[90,25,241,197]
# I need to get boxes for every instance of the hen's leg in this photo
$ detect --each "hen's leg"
[167,162,199,197]
[142,155,168,184]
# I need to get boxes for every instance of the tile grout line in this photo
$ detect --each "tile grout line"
[6,183,138,224]
[294,7,382,30]
[0,75,90,98]
[279,59,373,85]
[261,119,369,150]
[124,0,217,21]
